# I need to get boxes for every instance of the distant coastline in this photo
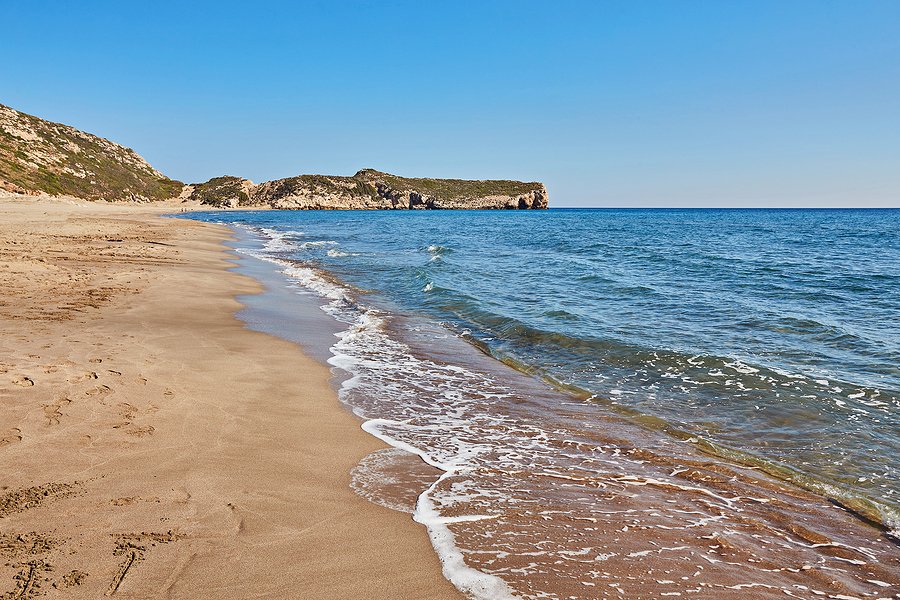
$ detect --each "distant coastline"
[0,103,547,210]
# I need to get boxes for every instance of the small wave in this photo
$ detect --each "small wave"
[256,227,304,253]
[542,309,579,321]
[327,248,359,258]
[350,448,415,513]
[349,447,440,514]
[281,264,350,302]
[362,421,518,600]
[298,240,337,250]
[426,244,453,262]
[724,360,760,375]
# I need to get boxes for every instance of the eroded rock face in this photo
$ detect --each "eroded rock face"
[195,169,549,210]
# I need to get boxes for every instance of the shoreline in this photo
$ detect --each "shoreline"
[3,195,898,598]
[197,212,899,598]
[211,225,518,599]
[0,196,460,598]
[213,215,898,535]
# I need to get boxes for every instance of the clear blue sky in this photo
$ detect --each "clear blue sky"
[3,1,899,207]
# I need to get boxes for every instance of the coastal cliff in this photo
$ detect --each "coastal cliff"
[0,103,182,202]
[1,102,549,209]
[191,169,549,210]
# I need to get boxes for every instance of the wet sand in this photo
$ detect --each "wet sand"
[0,195,460,599]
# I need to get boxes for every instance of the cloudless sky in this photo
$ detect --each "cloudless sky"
[3,1,899,206]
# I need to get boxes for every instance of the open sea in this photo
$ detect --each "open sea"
[184,208,899,599]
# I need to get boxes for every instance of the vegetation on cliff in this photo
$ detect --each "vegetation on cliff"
[194,169,549,210]
[0,104,182,201]
[187,176,252,207]
[354,169,542,202]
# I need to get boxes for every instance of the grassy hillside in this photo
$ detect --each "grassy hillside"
[0,103,182,201]
[188,176,252,207]
[245,169,548,209]
[353,169,542,200]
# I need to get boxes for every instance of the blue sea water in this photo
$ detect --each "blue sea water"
[192,208,899,513]
[184,207,900,597]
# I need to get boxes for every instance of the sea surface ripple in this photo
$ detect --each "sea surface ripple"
[184,208,900,598]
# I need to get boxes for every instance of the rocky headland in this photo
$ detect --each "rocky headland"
[0,102,549,209]
[189,169,548,210]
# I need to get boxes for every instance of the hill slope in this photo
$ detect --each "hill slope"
[0,104,182,201]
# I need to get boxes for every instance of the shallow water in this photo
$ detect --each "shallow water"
[184,209,900,598]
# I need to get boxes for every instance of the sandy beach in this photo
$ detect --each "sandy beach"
[4,5,900,597]
[0,195,461,599]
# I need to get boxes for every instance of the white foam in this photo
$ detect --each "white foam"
[725,360,760,375]
[257,227,303,253]
[361,419,518,599]
[427,244,448,262]
[349,447,416,513]
[327,248,357,257]
[281,265,349,302]
[298,240,337,249]
[257,244,523,598]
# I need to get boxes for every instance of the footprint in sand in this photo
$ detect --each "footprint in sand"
[69,371,98,383]
[84,385,111,397]
[43,405,63,426]
[125,425,155,437]
[58,570,88,589]
[111,401,155,436]
[12,375,34,387]
[42,398,72,426]
[0,534,57,595]
[116,402,136,421]
[0,428,22,447]
[0,482,81,518]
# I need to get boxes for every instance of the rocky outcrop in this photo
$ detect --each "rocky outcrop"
[196,169,548,210]
[188,176,254,208]
[0,104,182,202]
